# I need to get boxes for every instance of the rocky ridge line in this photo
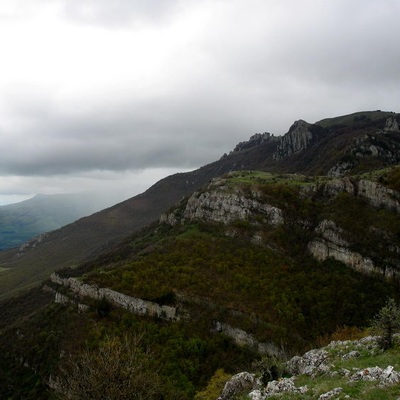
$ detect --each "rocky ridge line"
[273,120,315,161]
[49,273,178,320]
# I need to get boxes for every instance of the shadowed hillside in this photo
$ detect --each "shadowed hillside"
[0,110,398,299]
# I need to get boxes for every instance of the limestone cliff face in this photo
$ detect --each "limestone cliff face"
[161,174,400,280]
[307,178,400,278]
[357,179,400,212]
[273,120,314,160]
[161,182,283,227]
[308,219,400,280]
[183,189,283,226]
[308,220,381,276]
[318,178,400,213]
[50,273,178,320]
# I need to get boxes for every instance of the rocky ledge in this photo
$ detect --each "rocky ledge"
[218,335,400,399]
[160,183,283,228]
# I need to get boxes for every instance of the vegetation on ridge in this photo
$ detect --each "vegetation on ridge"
[1,160,400,397]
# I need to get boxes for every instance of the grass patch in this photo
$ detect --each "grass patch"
[283,339,400,399]
[224,171,317,187]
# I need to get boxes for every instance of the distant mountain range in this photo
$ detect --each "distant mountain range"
[0,193,123,252]
[0,110,399,299]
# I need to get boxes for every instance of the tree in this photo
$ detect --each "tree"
[372,298,400,350]
[53,333,163,400]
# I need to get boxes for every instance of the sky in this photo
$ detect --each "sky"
[0,0,399,206]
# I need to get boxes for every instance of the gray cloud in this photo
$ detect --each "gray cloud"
[0,0,399,204]
[61,0,183,28]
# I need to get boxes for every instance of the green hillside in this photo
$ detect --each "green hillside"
[1,168,400,398]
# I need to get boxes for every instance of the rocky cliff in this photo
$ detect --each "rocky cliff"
[307,219,385,277]
[49,273,178,320]
[273,120,315,160]
[161,171,400,281]
[328,115,400,176]
[230,132,278,154]
[161,178,283,228]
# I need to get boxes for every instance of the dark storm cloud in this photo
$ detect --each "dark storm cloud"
[1,0,400,204]
[0,87,245,176]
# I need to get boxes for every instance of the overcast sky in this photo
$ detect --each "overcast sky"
[0,0,399,206]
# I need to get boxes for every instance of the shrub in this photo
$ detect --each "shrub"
[371,298,400,350]
[252,354,287,386]
[53,333,163,399]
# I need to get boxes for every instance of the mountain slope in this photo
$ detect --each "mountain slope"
[0,193,121,251]
[0,110,398,299]
[1,168,400,399]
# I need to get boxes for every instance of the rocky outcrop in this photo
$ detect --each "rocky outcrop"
[16,233,49,258]
[287,348,330,377]
[50,273,178,320]
[357,179,400,212]
[249,377,308,399]
[307,177,400,278]
[51,274,278,354]
[213,321,280,356]
[161,185,283,228]
[328,127,400,176]
[217,372,257,400]
[327,162,354,177]
[320,178,400,213]
[224,335,400,400]
[308,220,384,277]
[322,178,355,197]
[383,116,400,133]
[273,120,314,160]
[350,365,400,384]
[231,132,277,153]
[318,387,343,400]
[184,190,283,226]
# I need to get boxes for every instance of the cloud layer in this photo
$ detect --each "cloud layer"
[0,0,399,204]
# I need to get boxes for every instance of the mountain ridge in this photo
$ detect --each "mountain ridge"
[1,110,400,398]
[0,110,398,299]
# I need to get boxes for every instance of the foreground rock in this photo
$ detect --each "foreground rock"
[217,335,400,399]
